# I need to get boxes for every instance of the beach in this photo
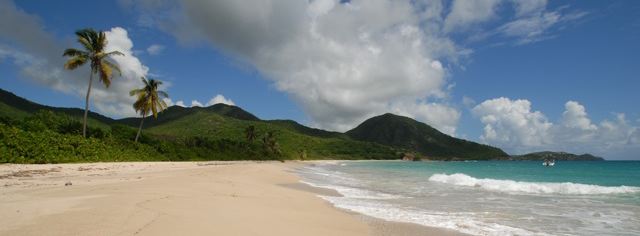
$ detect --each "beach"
[0,161,464,236]
[298,161,640,236]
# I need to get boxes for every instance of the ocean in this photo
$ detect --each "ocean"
[297,160,640,236]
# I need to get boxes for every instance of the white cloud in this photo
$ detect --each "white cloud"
[165,94,235,108]
[511,0,547,17]
[98,27,151,117]
[146,44,164,55]
[117,0,588,135]
[472,97,552,151]
[190,100,203,107]
[206,94,234,106]
[440,0,586,45]
[126,0,463,133]
[498,5,587,45]
[444,0,502,32]
[561,101,597,131]
[0,1,148,118]
[462,96,476,107]
[162,97,173,106]
[473,98,640,157]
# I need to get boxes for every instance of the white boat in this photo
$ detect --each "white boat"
[543,159,555,166]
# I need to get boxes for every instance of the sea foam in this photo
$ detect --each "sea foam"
[428,173,640,195]
[319,194,548,236]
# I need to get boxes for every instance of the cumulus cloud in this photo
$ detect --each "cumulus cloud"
[164,94,235,108]
[162,97,173,107]
[472,97,552,150]
[190,100,203,107]
[473,98,640,157]
[551,101,599,147]
[0,0,149,118]
[124,0,465,133]
[121,0,589,134]
[206,94,234,106]
[146,44,164,55]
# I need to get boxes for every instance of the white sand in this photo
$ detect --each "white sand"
[0,161,466,236]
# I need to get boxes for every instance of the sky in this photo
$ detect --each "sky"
[0,0,639,159]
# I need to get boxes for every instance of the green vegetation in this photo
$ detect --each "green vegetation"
[63,28,123,137]
[346,113,509,160]
[0,88,514,164]
[0,89,399,163]
[0,111,161,164]
[144,111,397,160]
[0,110,290,163]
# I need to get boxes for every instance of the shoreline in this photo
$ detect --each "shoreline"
[289,161,470,236]
[0,161,467,236]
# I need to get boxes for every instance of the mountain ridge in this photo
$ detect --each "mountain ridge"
[2,87,600,161]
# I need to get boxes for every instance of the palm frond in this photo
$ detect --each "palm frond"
[95,31,107,53]
[130,77,170,119]
[75,29,96,52]
[63,48,88,57]
[102,59,121,76]
[151,103,158,118]
[106,51,124,57]
[98,61,113,87]
[157,91,169,98]
[129,88,145,96]
[140,77,149,87]
[64,57,88,70]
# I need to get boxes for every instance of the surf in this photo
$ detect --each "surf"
[428,173,640,195]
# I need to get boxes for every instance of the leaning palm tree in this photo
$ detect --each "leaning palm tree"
[130,77,169,142]
[63,28,123,138]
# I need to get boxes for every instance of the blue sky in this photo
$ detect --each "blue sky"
[1,0,639,159]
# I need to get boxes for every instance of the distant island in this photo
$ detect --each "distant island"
[511,151,604,161]
[0,88,603,163]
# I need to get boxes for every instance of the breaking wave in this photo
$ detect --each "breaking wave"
[428,173,640,195]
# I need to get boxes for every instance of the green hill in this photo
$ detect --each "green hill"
[265,119,346,139]
[117,104,259,128]
[1,87,512,163]
[144,111,396,159]
[346,113,508,160]
[0,88,398,162]
[0,88,114,129]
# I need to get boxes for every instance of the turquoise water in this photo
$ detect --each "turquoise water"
[355,161,640,187]
[298,161,640,236]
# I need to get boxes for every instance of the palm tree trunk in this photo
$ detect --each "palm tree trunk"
[82,72,94,138]
[135,112,145,142]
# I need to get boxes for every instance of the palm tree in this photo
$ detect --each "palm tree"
[130,77,169,142]
[63,28,123,138]
[262,131,281,155]
[244,125,257,143]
